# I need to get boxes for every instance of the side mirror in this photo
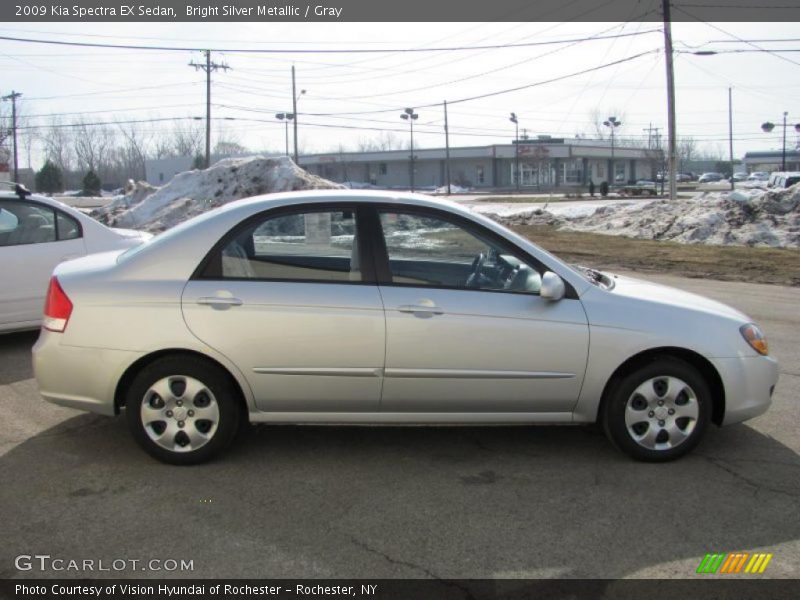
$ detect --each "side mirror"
[540,271,565,301]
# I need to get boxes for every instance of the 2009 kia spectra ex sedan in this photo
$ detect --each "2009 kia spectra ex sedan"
[32,191,779,464]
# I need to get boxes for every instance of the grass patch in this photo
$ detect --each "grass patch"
[509,224,800,287]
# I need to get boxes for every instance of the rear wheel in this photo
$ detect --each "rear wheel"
[125,356,241,465]
[602,357,711,462]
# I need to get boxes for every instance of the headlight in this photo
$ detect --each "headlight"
[740,323,769,356]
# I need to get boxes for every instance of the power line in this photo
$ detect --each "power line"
[0,30,663,55]
[296,50,658,118]
[672,8,800,69]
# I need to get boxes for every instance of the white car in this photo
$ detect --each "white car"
[32,191,778,464]
[0,185,152,333]
[747,172,769,183]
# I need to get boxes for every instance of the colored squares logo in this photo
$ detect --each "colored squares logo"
[697,552,773,574]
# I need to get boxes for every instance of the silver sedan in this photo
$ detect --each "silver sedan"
[33,191,779,464]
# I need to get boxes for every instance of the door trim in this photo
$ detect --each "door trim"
[253,367,382,377]
[384,368,575,379]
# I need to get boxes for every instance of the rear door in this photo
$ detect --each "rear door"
[0,199,86,329]
[181,204,385,413]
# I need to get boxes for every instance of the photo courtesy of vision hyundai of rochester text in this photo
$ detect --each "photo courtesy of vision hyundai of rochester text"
[16,190,777,465]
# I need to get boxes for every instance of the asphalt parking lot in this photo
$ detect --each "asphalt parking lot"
[0,272,798,580]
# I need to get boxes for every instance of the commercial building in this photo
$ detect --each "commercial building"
[742,150,800,173]
[144,138,661,191]
[299,138,661,190]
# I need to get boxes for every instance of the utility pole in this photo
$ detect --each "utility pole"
[510,112,519,193]
[2,91,22,182]
[662,0,677,201]
[291,66,299,164]
[189,51,230,169]
[728,88,735,191]
[444,100,451,195]
[643,123,655,150]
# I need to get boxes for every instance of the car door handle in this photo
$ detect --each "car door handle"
[397,304,444,316]
[197,296,243,307]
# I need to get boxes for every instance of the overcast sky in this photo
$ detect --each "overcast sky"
[1,20,798,165]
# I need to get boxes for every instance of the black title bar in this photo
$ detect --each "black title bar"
[3,0,798,22]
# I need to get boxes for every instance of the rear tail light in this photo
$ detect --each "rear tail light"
[43,276,73,333]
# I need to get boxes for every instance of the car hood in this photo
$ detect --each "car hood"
[606,274,749,323]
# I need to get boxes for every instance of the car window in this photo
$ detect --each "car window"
[378,210,542,294]
[56,211,81,241]
[210,209,361,282]
[0,201,56,246]
[0,207,18,233]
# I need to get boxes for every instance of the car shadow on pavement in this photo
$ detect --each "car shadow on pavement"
[1,412,798,579]
[0,331,37,385]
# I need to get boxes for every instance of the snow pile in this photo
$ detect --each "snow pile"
[93,156,343,232]
[492,184,800,248]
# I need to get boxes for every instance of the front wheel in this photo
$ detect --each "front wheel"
[602,357,711,462]
[125,356,241,465]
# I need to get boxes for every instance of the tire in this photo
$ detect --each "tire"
[602,357,711,462]
[125,355,242,465]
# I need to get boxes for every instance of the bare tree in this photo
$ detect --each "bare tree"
[150,120,204,159]
[43,117,74,175]
[213,140,249,156]
[677,136,698,172]
[72,118,114,175]
[115,120,151,181]
[356,131,402,152]
[0,102,9,150]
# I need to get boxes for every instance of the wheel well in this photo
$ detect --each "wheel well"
[597,347,726,426]
[114,349,248,416]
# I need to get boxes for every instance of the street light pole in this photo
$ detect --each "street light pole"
[603,116,621,185]
[728,87,734,191]
[782,111,788,171]
[762,113,792,171]
[510,112,519,192]
[400,108,418,192]
[290,66,306,165]
[275,113,294,156]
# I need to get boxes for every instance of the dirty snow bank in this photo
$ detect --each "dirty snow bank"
[92,156,343,232]
[491,184,800,248]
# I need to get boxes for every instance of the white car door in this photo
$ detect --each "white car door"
[374,208,589,415]
[182,206,385,413]
[0,199,86,329]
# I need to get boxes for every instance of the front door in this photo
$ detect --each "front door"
[182,206,385,413]
[374,208,589,414]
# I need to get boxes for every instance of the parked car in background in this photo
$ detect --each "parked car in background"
[0,184,152,333]
[767,172,800,189]
[33,191,778,465]
[656,172,692,183]
[747,172,769,183]
[698,173,724,183]
[733,172,749,182]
